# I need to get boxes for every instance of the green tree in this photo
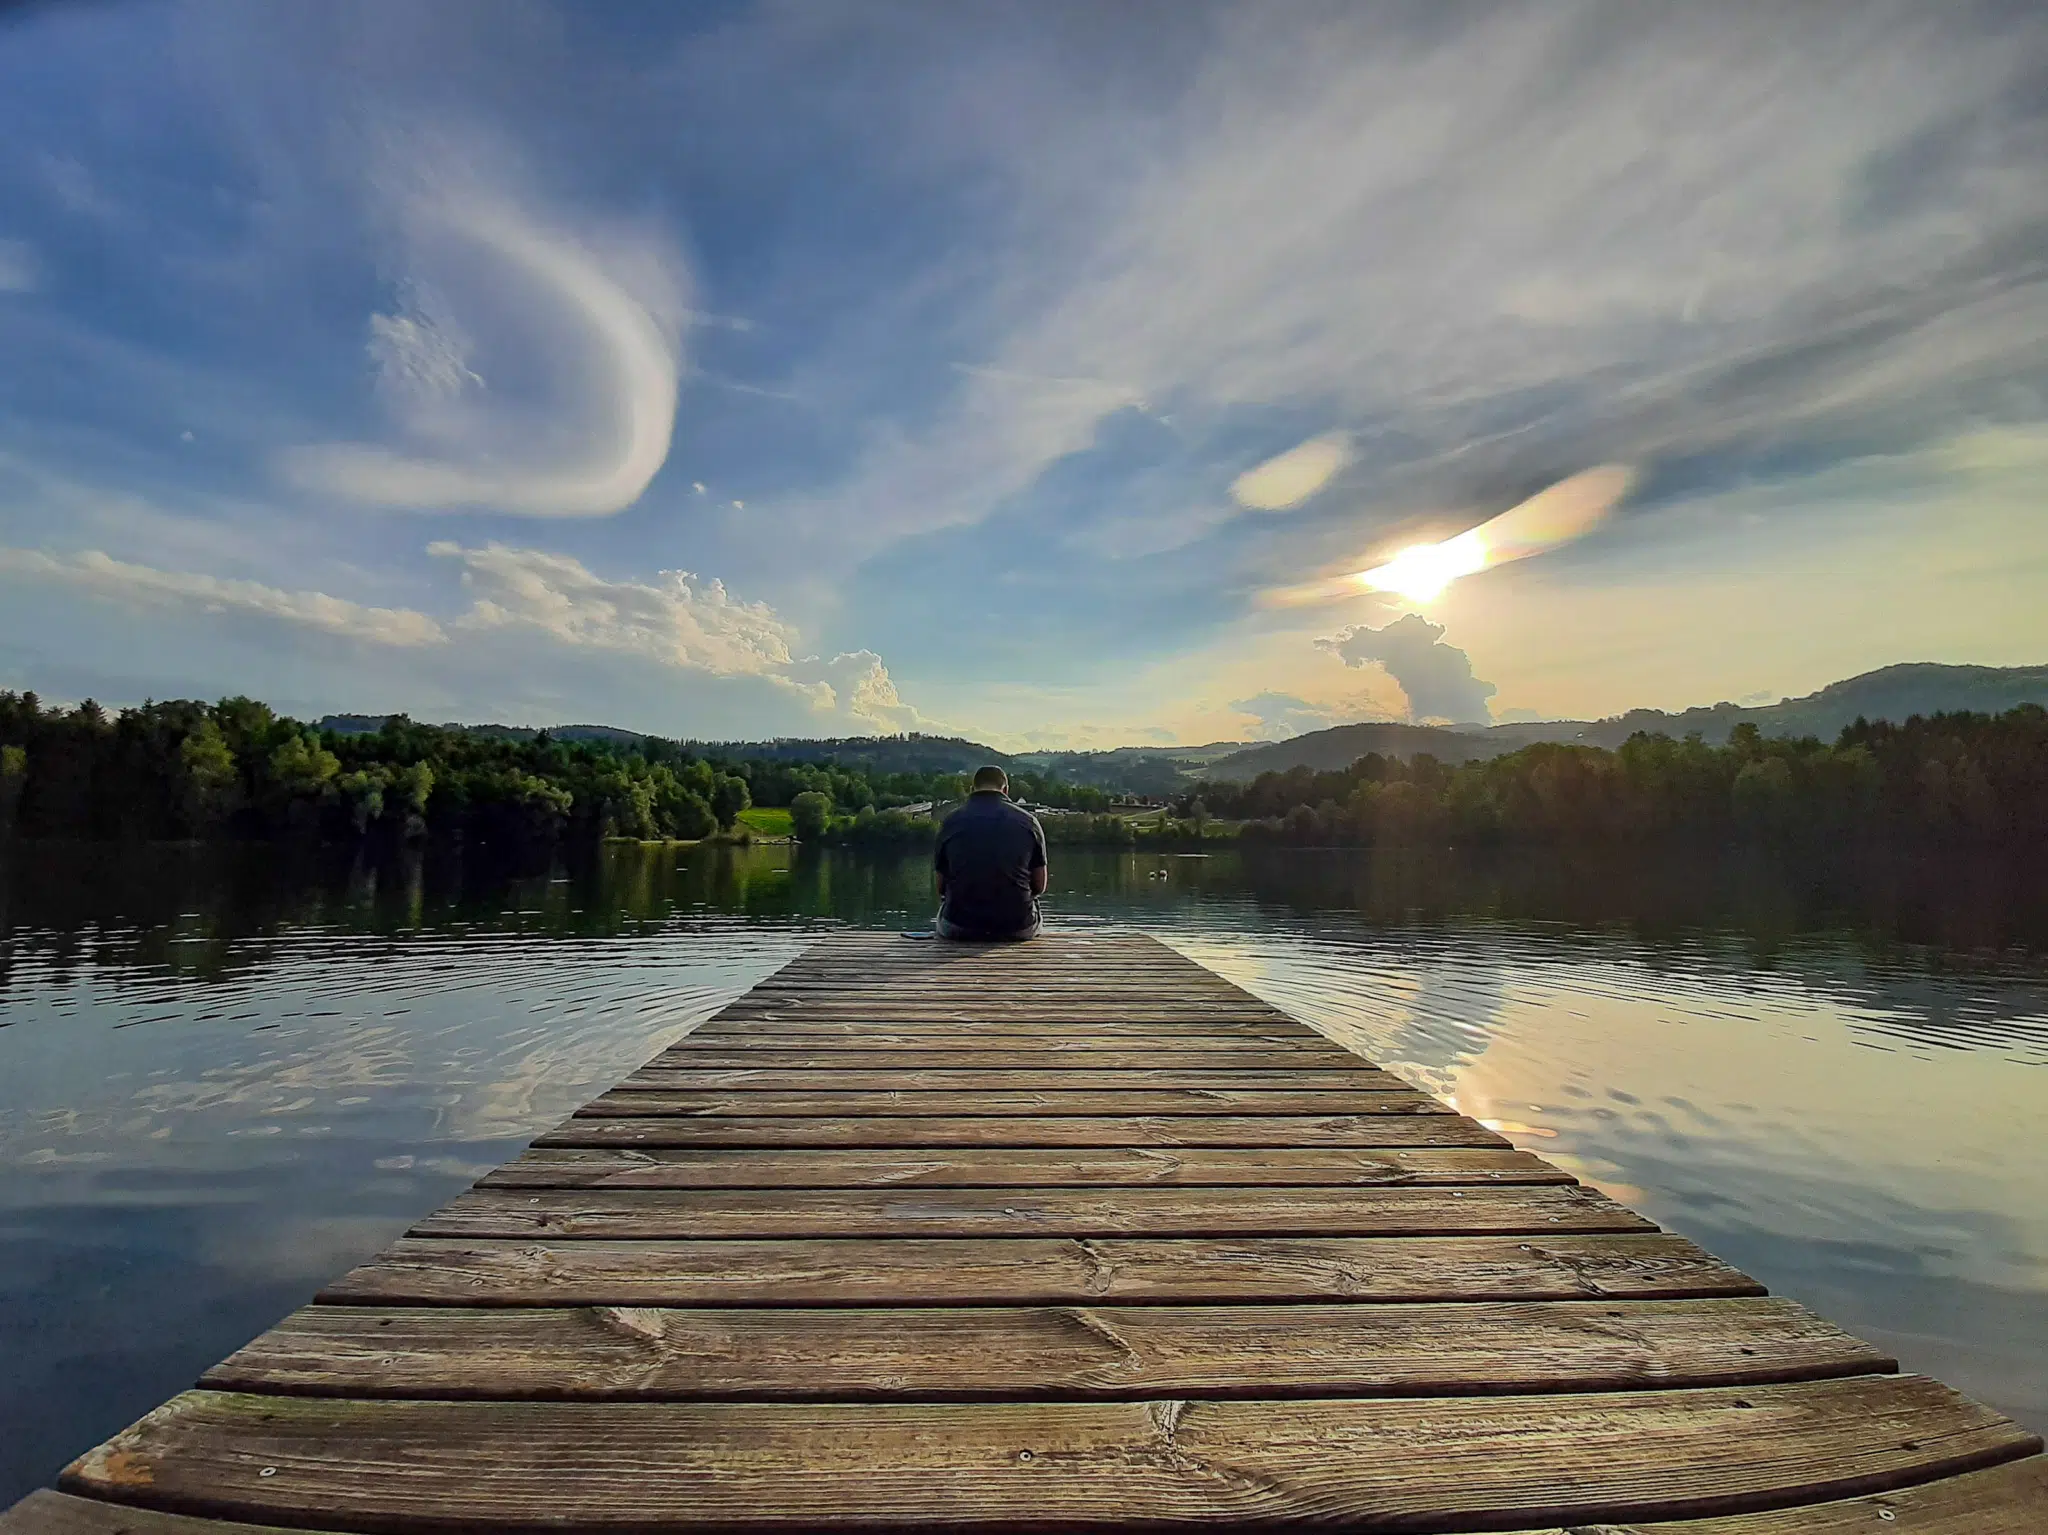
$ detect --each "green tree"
[337,766,391,834]
[0,743,25,836]
[790,790,833,841]
[1730,756,1796,836]
[177,719,239,831]
[710,772,752,829]
[396,760,435,839]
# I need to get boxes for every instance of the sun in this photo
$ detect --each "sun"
[1356,530,1488,602]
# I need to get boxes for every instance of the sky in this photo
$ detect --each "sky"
[2,1,2046,749]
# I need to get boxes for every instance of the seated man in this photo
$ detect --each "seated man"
[932,765,1047,941]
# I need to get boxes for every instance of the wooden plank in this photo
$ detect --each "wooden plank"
[651,1048,1362,1069]
[537,1114,1511,1148]
[696,1027,1318,1039]
[577,1089,1453,1117]
[478,1146,1571,1189]
[704,1015,1310,1027]
[201,1297,1892,1401]
[320,1232,1768,1307]
[16,1460,2034,1535]
[31,1458,2045,1535]
[619,1068,1414,1091]
[748,978,1259,992]
[1579,1454,2048,1532]
[669,1031,1345,1051]
[0,1490,350,1534]
[61,1379,2037,1531]
[409,1184,1650,1239]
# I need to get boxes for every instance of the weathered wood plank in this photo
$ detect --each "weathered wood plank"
[619,1068,1413,1091]
[1578,1454,2048,1532]
[320,1232,1766,1307]
[201,1296,1891,1401]
[537,1114,1510,1148]
[705,1011,1307,1026]
[0,1491,349,1534]
[749,986,1261,998]
[33,1458,2044,1535]
[692,1026,1328,1043]
[479,1146,1570,1189]
[410,1184,1650,1239]
[62,1379,2037,1531]
[670,1031,1345,1051]
[577,1088,1453,1117]
[741,1000,1274,1009]
[652,1048,1362,1069]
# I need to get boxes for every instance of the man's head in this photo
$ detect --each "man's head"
[971,765,1008,795]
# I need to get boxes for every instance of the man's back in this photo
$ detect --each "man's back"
[934,791,1047,937]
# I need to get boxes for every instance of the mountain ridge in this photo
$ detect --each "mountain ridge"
[1199,661,2048,780]
[317,661,2048,789]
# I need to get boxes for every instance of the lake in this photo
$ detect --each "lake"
[1,837,2044,1504]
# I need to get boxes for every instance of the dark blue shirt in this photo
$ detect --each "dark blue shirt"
[934,792,1047,934]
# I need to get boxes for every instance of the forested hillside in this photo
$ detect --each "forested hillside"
[1186,710,2048,847]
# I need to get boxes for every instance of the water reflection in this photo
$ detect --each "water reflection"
[0,839,2043,1500]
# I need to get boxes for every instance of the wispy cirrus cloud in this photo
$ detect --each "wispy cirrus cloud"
[0,547,447,647]
[797,4,2048,592]
[281,173,686,518]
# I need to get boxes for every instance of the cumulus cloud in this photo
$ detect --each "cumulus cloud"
[1319,614,1496,725]
[0,240,38,294]
[283,181,684,517]
[432,542,797,676]
[0,547,446,647]
[787,650,925,733]
[428,542,926,731]
[1230,433,1350,511]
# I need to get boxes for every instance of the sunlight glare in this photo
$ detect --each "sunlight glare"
[1357,530,1488,602]
[1263,462,1636,608]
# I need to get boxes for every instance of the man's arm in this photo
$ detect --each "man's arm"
[1029,819,1049,896]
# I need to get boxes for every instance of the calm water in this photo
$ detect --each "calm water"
[2,839,2045,1501]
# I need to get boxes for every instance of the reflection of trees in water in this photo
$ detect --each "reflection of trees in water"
[3,841,2044,1055]
[1216,844,2048,963]
[1211,846,2048,1056]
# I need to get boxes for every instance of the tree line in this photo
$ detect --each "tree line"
[1181,709,2048,847]
[0,691,1109,846]
[10,688,2037,851]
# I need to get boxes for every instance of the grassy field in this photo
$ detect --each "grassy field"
[736,806,794,837]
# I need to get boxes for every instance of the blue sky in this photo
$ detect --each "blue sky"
[2,1,2045,747]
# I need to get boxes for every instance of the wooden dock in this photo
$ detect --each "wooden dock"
[7,932,2044,1532]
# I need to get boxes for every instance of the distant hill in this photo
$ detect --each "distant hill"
[1012,742,1249,796]
[318,716,649,747]
[692,734,1009,776]
[1553,663,2048,749]
[1197,662,2048,781]
[1201,722,1502,779]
